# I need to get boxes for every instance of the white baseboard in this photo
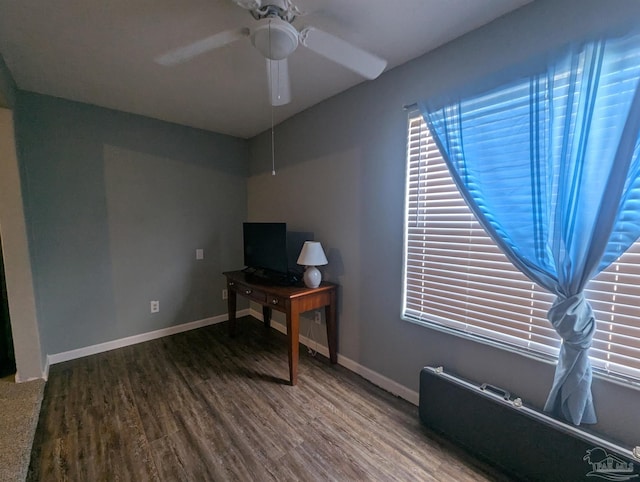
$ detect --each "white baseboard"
[249,308,419,406]
[14,373,46,383]
[45,308,420,407]
[47,310,250,366]
[337,354,420,406]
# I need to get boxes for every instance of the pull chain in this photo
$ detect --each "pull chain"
[271,105,276,175]
[268,19,276,176]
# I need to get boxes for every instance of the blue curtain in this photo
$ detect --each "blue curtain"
[419,33,640,425]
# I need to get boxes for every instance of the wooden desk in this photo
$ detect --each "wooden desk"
[223,270,338,385]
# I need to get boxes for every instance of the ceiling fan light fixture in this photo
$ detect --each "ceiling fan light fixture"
[251,17,298,60]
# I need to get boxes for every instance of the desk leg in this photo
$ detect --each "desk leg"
[325,290,337,364]
[228,289,237,337]
[286,302,300,386]
[262,306,272,329]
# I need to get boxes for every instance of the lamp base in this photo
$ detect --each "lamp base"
[303,266,322,288]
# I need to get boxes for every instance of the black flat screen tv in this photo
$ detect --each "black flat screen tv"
[243,222,288,276]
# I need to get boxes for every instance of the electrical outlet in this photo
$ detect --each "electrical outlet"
[150,300,159,313]
[196,248,204,260]
[222,289,228,300]
[314,311,321,325]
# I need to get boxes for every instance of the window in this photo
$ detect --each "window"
[403,112,640,382]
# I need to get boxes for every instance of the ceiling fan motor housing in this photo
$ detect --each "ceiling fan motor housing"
[251,17,299,60]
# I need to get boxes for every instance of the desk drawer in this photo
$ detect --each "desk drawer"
[229,281,266,304]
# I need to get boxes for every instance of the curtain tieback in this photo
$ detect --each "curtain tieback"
[548,293,596,349]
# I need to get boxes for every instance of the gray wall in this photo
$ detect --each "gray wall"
[248,0,640,446]
[14,92,248,358]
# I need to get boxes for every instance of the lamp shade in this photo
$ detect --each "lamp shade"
[297,241,328,266]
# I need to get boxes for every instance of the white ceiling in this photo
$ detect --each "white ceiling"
[0,0,531,138]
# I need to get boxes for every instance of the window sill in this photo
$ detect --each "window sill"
[402,314,640,393]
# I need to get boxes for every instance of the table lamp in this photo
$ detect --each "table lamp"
[297,241,328,288]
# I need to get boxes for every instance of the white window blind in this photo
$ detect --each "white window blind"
[403,113,640,381]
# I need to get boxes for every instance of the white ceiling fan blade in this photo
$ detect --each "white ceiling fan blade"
[267,58,291,106]
[299,27,387,80]
[155,28,250,66]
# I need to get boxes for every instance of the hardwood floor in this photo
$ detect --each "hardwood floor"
[29,316,511,481]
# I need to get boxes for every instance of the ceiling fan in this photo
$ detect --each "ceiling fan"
[156,0,387,106]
